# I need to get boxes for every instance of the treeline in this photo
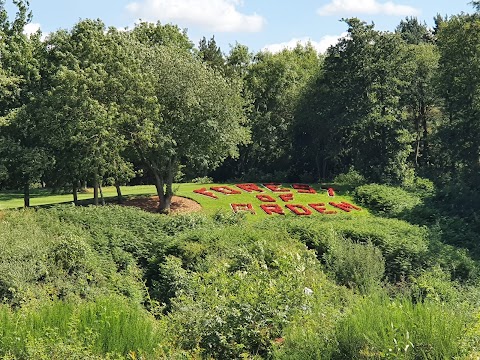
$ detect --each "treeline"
[1,1,480,210]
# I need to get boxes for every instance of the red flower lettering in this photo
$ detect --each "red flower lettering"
[236,183,263,193]
[193,188,218,199]
[256,194,276,202]
[210,186,242,195]
[286,204,312,216]
[260,204,285,215]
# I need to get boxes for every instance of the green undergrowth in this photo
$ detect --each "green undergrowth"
[0,202,479,358]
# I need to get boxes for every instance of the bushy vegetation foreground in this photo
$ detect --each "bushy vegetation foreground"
[1,183,480,359]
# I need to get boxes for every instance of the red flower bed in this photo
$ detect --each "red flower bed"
[256,194,276,202]
[231,203,256,215]
[236,183,263,193]
[210,186,242,195]
[263,183,290,192]
[329,201,361,212]
[293,184,316,194]
[327,187,335,197]
[286,204,312,216]
[193,187,218,199]
[309,203,326,213]
[279,193,294,202]
[260,204,285,215]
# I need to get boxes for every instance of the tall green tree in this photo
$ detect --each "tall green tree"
[35,20,133,205]
[198,36,225,72]
[0,0,47,206]
[401,43,440,169]
[395,17,433,44]
[217,44,321,181]
[295,19,414,184]
[437,12,480,186]
[125,44,249,212]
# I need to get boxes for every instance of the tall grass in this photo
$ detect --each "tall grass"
[0,296,164,359]
[334,294,469,359]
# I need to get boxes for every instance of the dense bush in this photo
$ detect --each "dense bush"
[355,184,422,217]
[0,295,164,359]
[285,216,429,281]
[0,209,145,305]
[1,204,480,359]
[334,294,469,359]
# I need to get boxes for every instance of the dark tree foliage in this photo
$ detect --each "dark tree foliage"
[396,17,434,44]
[198,36,225,72]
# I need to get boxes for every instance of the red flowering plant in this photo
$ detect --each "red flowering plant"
[236,183,263,193]
[329,202,361,212]
[193,188,218,199]
[263,183,290,192]
[256,194,276,202]
[286,204,312,216]
[210,186,242,195]
[231,203,256,215]
[279,193,294,202]
[309,203,327,213]
[327,188,335,197]
[292,184,316,194]
[260,204,285,215]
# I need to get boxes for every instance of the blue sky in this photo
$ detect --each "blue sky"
[20,0,474,54]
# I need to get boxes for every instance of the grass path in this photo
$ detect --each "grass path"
[0,183,367,219]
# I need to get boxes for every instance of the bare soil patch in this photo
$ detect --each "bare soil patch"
[122,195,202,214]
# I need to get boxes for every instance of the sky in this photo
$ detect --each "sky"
[18,0,475,54]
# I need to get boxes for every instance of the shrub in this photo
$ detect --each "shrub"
[286,217,429,282]
[191,176,213,183]
[0,296,165,359]
[163,225,333,358]
[333,168,367,187]
[334,294,469,359]
[355,184,422,218]
[324,239,385,293]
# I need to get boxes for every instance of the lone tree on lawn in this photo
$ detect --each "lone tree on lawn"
[125,43,250,213]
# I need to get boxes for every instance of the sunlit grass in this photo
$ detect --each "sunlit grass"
[0,183,368,219]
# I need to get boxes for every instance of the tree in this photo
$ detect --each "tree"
[35,20,133,205]
[0,0,48,206]
[401,43,440,169]
[217,44,321,181]
[225,42,252,78]
[295,19,414,184]
[436,13,480,186]
[396,17,433,44]
[125,44,249,212]
[131,21,193,51]
[198,36,225,72]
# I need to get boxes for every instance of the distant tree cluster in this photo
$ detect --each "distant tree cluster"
[1,0,480,209]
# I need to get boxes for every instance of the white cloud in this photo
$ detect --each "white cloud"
[23,22,41,36]
[126,0,265,32]
[23,23,49,41]
[317,0,420,16]
[262,33,348,54]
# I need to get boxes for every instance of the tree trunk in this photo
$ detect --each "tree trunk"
[421,113,429,166]
[73,182,78,206]
[24,181,30,208]
[99,181,105,206]
[153,171,166,212]
[414,114,421,168]
[93,178,99,206]
[161,167,174,213]
[115,182,123,204]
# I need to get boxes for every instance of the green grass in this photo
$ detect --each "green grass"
[174,182,366,219]
[0,183,367,220]
[0,185,157,209]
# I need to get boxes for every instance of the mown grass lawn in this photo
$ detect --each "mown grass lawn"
[0,183,368,219]
[183,183,368,219]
